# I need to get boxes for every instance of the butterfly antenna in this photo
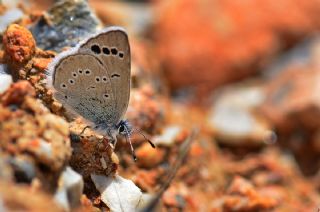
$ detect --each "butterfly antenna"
[133,128,156,148]
[124,126,137,161]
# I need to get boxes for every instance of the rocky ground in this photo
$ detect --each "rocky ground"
[1,0,320,211]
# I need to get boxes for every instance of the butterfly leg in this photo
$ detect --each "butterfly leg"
[105,127,118,148]
[123,125,137,161]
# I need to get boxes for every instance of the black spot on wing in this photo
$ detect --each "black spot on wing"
[86,86,96,90]
[111,48,118,55]
[111,74,120,78]
[91,45,101,54]
[103,47,110,55]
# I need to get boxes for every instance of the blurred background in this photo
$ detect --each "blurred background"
[2,0,320,211]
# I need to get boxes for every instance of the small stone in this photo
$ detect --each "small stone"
[135,143,165,168]
[3,24,36,64]
[212,176,278,211]
[91,174,142,212]
[261,67,320,132]
[51,100,63,113]
[69,133,116,182]
[189,142,204,157]
[0,180,63,211]
[227,175,255,195]
[7,155,36,183]
[0,73,12,94]
[32,57,53,71]
[54,167,84,210]
[153,125,182,147]
[208,84,273,146]
[134,169,159,191]
[162,186,185,208]
[0,8,24,33]
[1,81,35,106]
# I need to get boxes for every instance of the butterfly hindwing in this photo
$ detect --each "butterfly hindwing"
[51,53,116,125]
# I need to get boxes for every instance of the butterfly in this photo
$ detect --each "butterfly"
[46,26,154,160]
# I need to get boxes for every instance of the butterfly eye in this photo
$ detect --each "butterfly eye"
[118,125,125,134]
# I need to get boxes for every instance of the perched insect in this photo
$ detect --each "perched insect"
[46,26,155,160]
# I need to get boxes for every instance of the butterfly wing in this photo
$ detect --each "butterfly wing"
[78,27,130,126]
[50,53,117,126]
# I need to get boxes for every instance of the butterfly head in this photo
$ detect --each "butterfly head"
[115,119,137,161]
[100,119,155,161]
[117,119,132,136]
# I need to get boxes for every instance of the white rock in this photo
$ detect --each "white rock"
[54,167,84,210]
[91,174,142,212]
[153,125,182,147]
[210,105,255,136]
[54,188,69,211]
[208,84,273,145]
[0,8,24,32]
[0,72,12,94]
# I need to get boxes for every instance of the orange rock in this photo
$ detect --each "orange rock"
[135,143,165,168]
[153,0,320,97]
[1,80,35,106]
[134,169,159,191]
[0,181,63,211]
[189,142,203,157]
[222,176,278,211]
[0,81,71,191]
[261,67,320,132]
[162,187,180,208]
[227,176,256,196]
[3,24,36,64]
[69,132,117,184]
[32,57,53,71]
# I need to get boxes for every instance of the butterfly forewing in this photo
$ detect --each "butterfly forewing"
[52,53,116,125]
[78,28,131,125]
